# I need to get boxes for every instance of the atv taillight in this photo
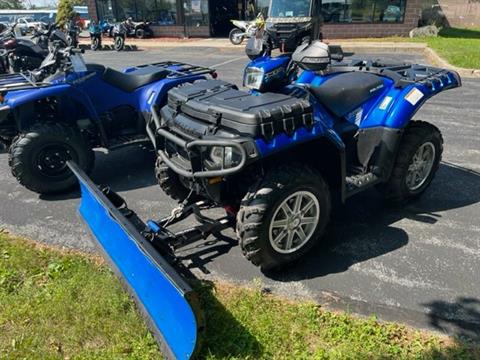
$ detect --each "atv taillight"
[224,205,238,216]
[4,39,16,49]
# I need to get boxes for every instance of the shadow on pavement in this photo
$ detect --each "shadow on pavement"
[423,297,480,342]
[80,44,141,52]
[177,162,480,280]
[178,230,238,274]
[40,144,156,201]
[264,162,480,281]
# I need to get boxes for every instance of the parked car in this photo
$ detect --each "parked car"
[16,17,44,35]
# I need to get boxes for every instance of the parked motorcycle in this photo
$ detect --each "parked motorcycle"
[0,23,64,73]
[112,22,127,51]
[88,21,102,51]
[65,20,79,47]
[99,19,114,36]
[229,13,265,45]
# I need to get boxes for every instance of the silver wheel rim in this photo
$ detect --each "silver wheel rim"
[406,141,436,191]
[268,191,320,254]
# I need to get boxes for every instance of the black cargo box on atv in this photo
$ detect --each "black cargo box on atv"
[163,79,313,139]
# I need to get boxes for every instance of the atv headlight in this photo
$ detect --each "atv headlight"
[243,67,264,90]
[209,146,243,168]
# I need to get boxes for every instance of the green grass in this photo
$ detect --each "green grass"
[349,27,480,69]
[415,27,480,69]
[1,232,479,359]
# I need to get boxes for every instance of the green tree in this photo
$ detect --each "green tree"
[56,0,74,27]
[0,0,25,9]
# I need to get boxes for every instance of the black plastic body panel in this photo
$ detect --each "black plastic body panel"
[356,126,403,179]
[166,79,313,139]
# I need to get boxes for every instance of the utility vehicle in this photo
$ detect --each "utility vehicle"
[70,39,460,359]
[247,0,324,56]
[0,40,215,194]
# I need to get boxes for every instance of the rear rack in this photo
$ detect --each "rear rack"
[330,62,461,89]
[126,61,215,79]
[0,73,50,95]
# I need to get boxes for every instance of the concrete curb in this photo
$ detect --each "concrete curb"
[422,46,480,78]
[79,38,480,78]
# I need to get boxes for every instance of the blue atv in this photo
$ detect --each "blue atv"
[68,39,461,359]
[0,42,215,194]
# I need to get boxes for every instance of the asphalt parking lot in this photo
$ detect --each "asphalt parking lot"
[1,46,479,339]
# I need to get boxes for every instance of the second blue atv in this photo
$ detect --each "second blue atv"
[0,41,215,194]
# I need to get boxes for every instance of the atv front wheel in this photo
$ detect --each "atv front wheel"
[236,164,331,271]
[155,157,191,201]
[114,36,125,51]
[378,121,443,202]
[91,37,101,51]
[9,123,94,194]
[229,28,244,45]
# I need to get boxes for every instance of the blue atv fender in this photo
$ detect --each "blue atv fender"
[69,162,203,360]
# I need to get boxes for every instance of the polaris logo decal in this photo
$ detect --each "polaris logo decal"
[369,84,384,93]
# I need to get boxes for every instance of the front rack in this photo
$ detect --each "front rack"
[0,73,50,95]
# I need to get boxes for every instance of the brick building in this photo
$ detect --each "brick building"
[427,0,480,28]
[86,0,424,39]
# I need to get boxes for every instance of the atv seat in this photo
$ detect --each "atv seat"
[101,66,170,93]
[311,72,385,118]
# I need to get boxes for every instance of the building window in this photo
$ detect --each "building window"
[256,0,270,17]
[104,0,177,24]
[155,0,177,24]
[373,0,406,22]
[322,0,406,23]
[185,0,209,27]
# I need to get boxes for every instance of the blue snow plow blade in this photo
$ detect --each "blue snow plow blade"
[68,162,202,360]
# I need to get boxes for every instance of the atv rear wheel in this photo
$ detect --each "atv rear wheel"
[9,123,94,194]
[135,28,145,39]
[155,157,191,201]
[378,121,443,202]
[229,28,244,45]
[236,164,331,271]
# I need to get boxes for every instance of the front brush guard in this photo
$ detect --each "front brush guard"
[69,162,233,359]
[147,104,249,178]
